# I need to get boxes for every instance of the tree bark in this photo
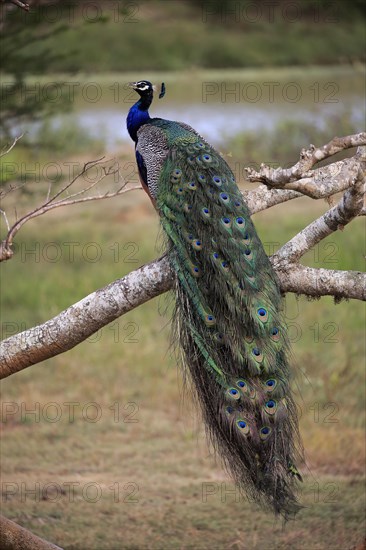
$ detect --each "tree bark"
[0,515,63,550]
[1,255,365,380]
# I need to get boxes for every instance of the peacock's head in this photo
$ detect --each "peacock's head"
[129,80,154,97]
[129,80,165,99]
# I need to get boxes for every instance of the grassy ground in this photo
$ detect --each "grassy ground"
[0,148,365,548]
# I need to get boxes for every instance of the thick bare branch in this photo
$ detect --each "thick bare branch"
[1,252,365,380]
[0,257,172,379]
[268,156,362,199]
[244,185,301,214]
[277,265,365,301]
[0,515,62,550]
[301,133,366,164]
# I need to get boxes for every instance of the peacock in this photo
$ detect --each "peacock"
[126,80,303,518]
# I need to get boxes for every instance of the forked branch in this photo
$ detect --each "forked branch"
[245,132,366,194]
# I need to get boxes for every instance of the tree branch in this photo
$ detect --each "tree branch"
[3,0,30,12]
[0,157,141,262]
[245,133,366,191]
[272,163,365,265]
[0,257,172,379]
[244,186,301,214]
[0,133,25,158]
[0,515,62,550]
[276,265,365,301]
[1,252,365,380]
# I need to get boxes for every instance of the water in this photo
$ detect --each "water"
[69,100,363,150]
[15,67,366,150]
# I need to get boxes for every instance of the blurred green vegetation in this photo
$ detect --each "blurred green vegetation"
[34,118,105,156]
[2,0,364,74]
[0,118,105,185]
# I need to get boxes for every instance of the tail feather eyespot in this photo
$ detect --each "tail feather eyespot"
[257,307,268,322]
[204,313,216,327]
[236,419,250,434]
[219,192,230,205]
[260,426,272,440]
[252,347,263,363]
[227,387,240,401]
[270,327,280,342]
[244,248,253,261]
[265,379,277,392]
[236,379,249,393]
[187,262,201,277]
[264,399,277,415]
[201,207,210,219]
[192,239,202,251]
[213,332,224,344]
[212,176,222,186]
[184,232,194,243]
[221,217,232,229]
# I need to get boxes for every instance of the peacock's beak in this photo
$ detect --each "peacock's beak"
[128,82,138,90]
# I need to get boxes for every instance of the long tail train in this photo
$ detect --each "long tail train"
[127,79,303,518]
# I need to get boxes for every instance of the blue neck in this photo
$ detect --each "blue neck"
[127,96,152,142]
